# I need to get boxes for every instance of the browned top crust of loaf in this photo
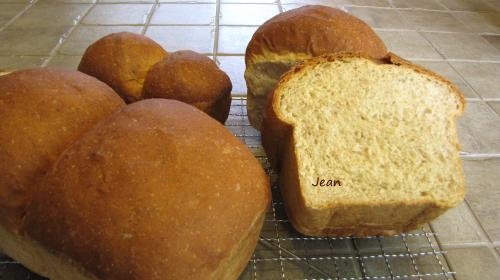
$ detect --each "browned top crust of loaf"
[143,50,232,123]
[0,68,125,233]
[24,99,271,280]
[245,5,387,64]
[261,52,466,172]
[78,32,167,103]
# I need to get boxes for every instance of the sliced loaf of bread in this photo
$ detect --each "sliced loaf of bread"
[261,53,465,237]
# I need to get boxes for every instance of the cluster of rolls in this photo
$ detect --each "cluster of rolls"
[78,32,232,123]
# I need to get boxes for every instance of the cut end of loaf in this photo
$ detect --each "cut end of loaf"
[274,53,465,211]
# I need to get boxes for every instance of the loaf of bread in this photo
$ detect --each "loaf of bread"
[261,53,465,237]
[78,32,167,103]
[0,70,270,279]
[143,50,232,123]
[244,5,387,130]
[0,68,125,233]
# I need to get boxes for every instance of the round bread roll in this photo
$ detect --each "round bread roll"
[0,68,125,233]
[143,50,232,124]
[244,5,388,129]
[21,99,270,279]
[78,32,167,103]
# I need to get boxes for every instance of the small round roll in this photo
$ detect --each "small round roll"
[78,32,167,103]
[143,50,232,124]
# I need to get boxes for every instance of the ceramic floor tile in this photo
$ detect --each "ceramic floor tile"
[391,0,446,10]
[217,56,246,95]
[0,56,46,70]
[99,0,154,2]
[347,7,409,29]
[487,101,500,116]
[412,60,478,98]
[0,4,26,27]
[0,26,70,55]
[375,30,442,59]
[282,0,388,7]
[342,0,390,7]
[0,0,34,2]
[400,10,470,33]
[483,35,500,51]
[450,62,500,99]
[59,25,143,55]
[431,202,486,246]
[457,102,500,153]
[9,3,91,28]
[483,0,500,12]
[222,0,276,3]
[159,0,215,2]
[453,12,500,34]
[218,26,257,54]
[422,32,500,61]
[146,25,214,53]
[219,4,279,26]
[46,55,82,69]
[280,0,342,6]
[462,158,500,242]
[439,0,497,12]
[150,4,215,25]
[282,3,344,11]
[445,247,500,280]
[44,0,97,2]
[82,4,153,25]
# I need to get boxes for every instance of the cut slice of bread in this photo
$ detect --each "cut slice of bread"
[261,53,465,237]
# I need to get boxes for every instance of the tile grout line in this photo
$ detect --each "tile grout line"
[213,0,221,60]
[41,2,97,67]
[0,0,39,33]
[276,0,283,13]
[463,199,496,244]
[446,60,488,101]
[415,30,490,101]
[141,0,160,35]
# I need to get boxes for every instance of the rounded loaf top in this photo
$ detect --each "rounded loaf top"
[245,5,388,64]
[24,99,271,279]
[78,32,167,103]
[0,68,125,233]
[143,50,232,123]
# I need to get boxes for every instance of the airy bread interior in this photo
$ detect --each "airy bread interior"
[275,56,464,209]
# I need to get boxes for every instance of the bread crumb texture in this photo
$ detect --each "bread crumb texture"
[266,53,465,236]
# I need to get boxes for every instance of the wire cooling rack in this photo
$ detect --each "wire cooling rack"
[0,97,455,280]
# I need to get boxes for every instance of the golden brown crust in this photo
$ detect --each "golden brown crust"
[0,68,125,234]
[24,99,270,279]
[245,5,387,65]
[78,32,167,103]
[262,52,465,237]
[143,50,232,123]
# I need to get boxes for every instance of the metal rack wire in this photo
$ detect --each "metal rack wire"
[0,97,456,280]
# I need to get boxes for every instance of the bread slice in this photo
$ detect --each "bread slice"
[261,53,465,237]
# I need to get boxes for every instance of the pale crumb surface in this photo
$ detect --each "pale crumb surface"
[277,58,464,208]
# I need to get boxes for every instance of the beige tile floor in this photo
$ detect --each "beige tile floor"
[0,0,500,279]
